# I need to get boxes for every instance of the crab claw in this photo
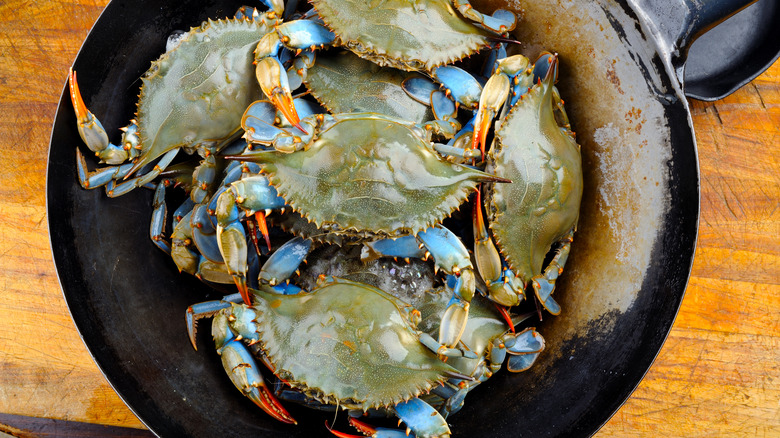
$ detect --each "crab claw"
[221,340,297,424]
[471,68,509,155]
[255,57,307,134]
[326,419,369,438]
[472,55,531,154]
[328,418,412,438]
[68,69,109,153]
[347,418,380,436]
[472,188,523,307]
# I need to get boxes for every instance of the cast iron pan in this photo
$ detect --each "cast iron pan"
[46,0,778,436]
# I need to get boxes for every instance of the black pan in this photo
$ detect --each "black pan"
[46,0,778,436]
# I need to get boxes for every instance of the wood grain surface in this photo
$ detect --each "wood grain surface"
[0,0,777,436]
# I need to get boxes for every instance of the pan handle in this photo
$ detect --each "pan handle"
[635,0,780,99]
[637,0,754,58]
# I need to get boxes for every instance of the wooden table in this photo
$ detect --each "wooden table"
[0,0,777,436]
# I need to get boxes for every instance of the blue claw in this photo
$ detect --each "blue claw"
[244,100,278,123]
[417,225,475,348]
[276,20,336,49]
[259,236,312,285]
[220,339,297,424]
[187,298,297,424]
[270,282,304,295]
[361,235,424,262]
[431,90,457,120]
[479,9,517,33]
[416,225,472,275]
[507,328,545,354]
[244,118,284,144]
[431,65,482,109]
[507,352,541,372]
[393,398,451,438]
[402,76,439,105]
[533,52,558,84]
[76,149,135,189]
[232,175,287,212]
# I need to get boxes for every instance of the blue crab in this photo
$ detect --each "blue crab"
[252,0,519,127]
[216,106,515,349]
[302,50,472,139]
[471,53,583,314]
[186,276,473,437]
[69,5,300,197]
[222,246,545,437]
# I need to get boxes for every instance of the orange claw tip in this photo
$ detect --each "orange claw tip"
[494,303,516,333]
[348,417,379,435]
[68,69,89,122]
[249,386,297,425]
[325,420,366,438]
[473,187,484,225]
[271,93,308,135]
[254,211,272,252]
[471,108,492,157]
[236,280,252,305]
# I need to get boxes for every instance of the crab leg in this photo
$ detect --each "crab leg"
[75,149,135,190]
[500,327,546,372]
[149,183,171,255]
[220,340,297,424]
[328,417,409,438]
[188,154,218,204]
[450,0,517,33]
[328,398,451,438]
[105,148,180,197]
[531,230,574,316]
[411,226,474,349]
[171,210,200,275]
[170,209,256,286]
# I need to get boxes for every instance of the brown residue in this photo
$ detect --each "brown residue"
[606,59,624,95]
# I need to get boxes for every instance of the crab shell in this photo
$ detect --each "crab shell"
[310,0,493,71]
[250,112,499,237]
[133,16,279,170]
[304,51,434,124]
[484,64,583,283]
[247,277,457,409]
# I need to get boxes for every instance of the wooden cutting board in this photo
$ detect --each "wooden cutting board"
[0,0,777,435]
